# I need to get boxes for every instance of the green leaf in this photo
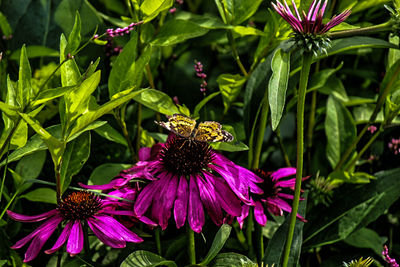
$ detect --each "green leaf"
[20,188,57,204]
[0,100,19,118]
[65,12,81,55]
[327,170,376,186]
[217,74,246,114]
[64,71,101,125]
[200,224,232,265]
[9,46,59,60]
[68,88,144,138]
[317,76,349,102]
[211,253,257,267]
[17,45,32,109]
[108,33,138,97]
[132,88,180,115]
[120,250,177,267]
[225,0,263,25]
[325,96,357,169]
[381,59,400,98]
[308,62,343,92]
[344,228,386,255]
[263,192,308,267]
[68,121,107,141]
[0,11,12,38]
[352,0,391,13]
[151,19,209,46]
[88,163,131,186]
[10,121,28,148]
[18,112,64,166]
[388,35,400,70]
[232,26,265,37]
[193,92,221,118]
[60,34,81,87]
[304,168,400,248]
[140,0,174,23]
[94,124,128,147]
[31,86,76,107]
[268,48,291,131]
[61,132,91,193]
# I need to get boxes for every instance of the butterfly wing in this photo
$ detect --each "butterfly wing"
[155,114,196,138]
[194,121,234,142]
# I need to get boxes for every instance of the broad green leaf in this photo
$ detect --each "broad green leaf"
[31,86,76,106]
[60,34,81,87]
[0,100,18,118]
[128,46,152,92]
[325,96,357,169]
[225,0,263,25]
[317,76,349,102]
[68,88,143,138]
[3,76,18,127]
[175,11,228,29]
[211,253,257,267]
[10,46,59,60]
[65,12,81,55]
[132,88,180,115]
[88,163,131,186]
[217,74,246,114]
[20,188,57,204]
[193,91,221,118]
[352,0,390,13]
[0,11,12,38]
[151,19,209,46]
[10,121,28,148]
[68,121,107,141]
[231,26,265,36]
[200,224,232,265]
[381,59,400,98]
[327,170,376,185]
[308,62,343,92]
[344,228,386,255]
[17,45,32,109]
[109,33,138,97]
[120,250,177,267]
[18,112,64,166]
[140,0,174,22]
[268,48,290,131]
[211,141,249,152]
[65,71,101,124]
[304,168,400,248]
[94,124,128,147]
[388,35,400,69]
[61,132,90,193]
[263,192,308,267]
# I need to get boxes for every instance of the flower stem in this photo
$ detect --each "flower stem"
[282,52,313,267]
[227,31,248,77]
[246,209,255,259]
[328,21,393,39]
[155,227,162,256]
[187,226,196,265]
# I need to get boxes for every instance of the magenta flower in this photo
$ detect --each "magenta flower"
[383,245,399,267]
[98,135,263,233]
[237,168,308,227]
[272,0,351,35]
[7,191,143,262]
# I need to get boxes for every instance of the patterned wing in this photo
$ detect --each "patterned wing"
[194,121,234,142]
[154,114,196,138]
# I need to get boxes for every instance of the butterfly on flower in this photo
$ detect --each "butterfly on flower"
[155,114,234,143]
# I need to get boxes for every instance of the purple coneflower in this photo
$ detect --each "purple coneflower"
[272,0,351,53]
[92,135,263,233]
[237,168,307,227]
[7,191,143,262]
[383,245,399,267]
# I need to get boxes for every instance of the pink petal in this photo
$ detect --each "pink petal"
[7,209,58,222]
[45,221,73,254]
[196,175,223,226]
[87,218,126,248]
[306,0,317,20]
[152,174,178,230]
[174,176,189,229]
[94,215,143,243]
[254,201,267,226]
[237,205,250,229]
[271,167,296,181]
[134,176,162,216]
[188,176,204,233]
[66,220,84,256]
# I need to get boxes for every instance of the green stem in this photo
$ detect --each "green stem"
[136,103,142,157]
[155,227,162,256]
[276,129,292,167]
[115,110,136,162]
[83,222,91,255]
[55,163,62,204]
[256,223,264,263]
[0,189,19,221]
[0,140,11,203]
[246,209,255,259]
[227,31,248,77]
[187,226,196,265]
[0,118,22,159]
[328,21,393,39]
[282,52,313,267]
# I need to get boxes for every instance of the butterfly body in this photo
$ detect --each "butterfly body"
[155,114,234,143]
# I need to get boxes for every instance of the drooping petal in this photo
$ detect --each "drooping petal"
[134,176,163,216]
[7,209,58,222]
[270,167,296,181]
[174,176,189,229]
[94,214,143,243]
[66,220,84,256]
[78,178,128,190]
[188,176,204,233]
[237,205,250,229]
[196,174,223,226]
[45,221,73,254]
[87,218,126,248]
[22,216,63,262]
[254,201,267,226]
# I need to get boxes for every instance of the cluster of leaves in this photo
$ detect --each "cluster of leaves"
[1,0,400,266]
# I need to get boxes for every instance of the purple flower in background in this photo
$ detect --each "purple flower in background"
[106,21,144,38]
[194,60,208,93]
[272,0,350,54]
[7,191,143,262]
[111,135,262,233]
[237,168,308,227]
[383,245,399,267]
[388,138,400,155]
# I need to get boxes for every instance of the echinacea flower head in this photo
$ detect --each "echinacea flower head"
[237,167,308,227]
[272,0,351,54]
[110,134,262,233]
[7,191,143,262]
